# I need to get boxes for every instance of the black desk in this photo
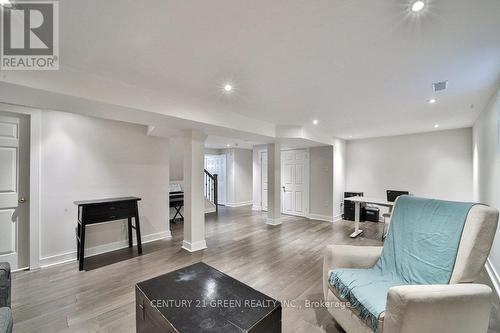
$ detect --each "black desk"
[74,197,142,271]
[136,262,282,332]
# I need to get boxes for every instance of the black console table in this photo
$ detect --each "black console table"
[74,197,143,271]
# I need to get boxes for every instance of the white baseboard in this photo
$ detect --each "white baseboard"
[205,207,216,213]
[225,201,253,208]
[252,205,262,211]
[486,258,500,296]
[308,213,334,223]
[333,214,343,222]
[182,240,207,252]
[266,217,283,226]
[39,230,172,268]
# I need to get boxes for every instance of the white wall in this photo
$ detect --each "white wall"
[346,128,473,202]
[473,88,500,270]
[169,136,184,181]
[333,138,347,220]
[170,139,222,182]
[223,148,253,206]
[40,111,170,265]
[310,146,334,219]
[204,148,222,155]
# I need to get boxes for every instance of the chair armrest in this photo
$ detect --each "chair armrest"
[0,263,10,308]
[323,245,382,299]
[384,284,492,333]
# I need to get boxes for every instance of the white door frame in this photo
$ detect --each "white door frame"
[0,103,41,270]
[280,148,310,217]
[257,148,311,217]
[260,150,268,211]
[204,154,227,205]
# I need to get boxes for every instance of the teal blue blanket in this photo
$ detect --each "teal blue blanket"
[329,196,474,332]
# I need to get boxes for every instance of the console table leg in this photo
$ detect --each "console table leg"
[134,206,143,254]
[128,217,133,248]
[76,225,80,260]
[78,224,86,271]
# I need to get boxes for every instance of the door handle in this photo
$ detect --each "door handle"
[18,197,27,204]
[282,186,286,192]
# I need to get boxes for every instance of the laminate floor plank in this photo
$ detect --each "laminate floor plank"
[12,206,385,333]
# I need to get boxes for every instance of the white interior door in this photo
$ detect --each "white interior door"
[0,112,30,270]
[204,154,227,205]
[261,151,268,211]
[281,149,309,217]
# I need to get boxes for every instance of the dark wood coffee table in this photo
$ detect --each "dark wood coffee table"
[136,262,282,332]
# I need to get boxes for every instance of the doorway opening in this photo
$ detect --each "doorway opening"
[0,111,30,271]
[259,148,310,217]
[204,154,227,206]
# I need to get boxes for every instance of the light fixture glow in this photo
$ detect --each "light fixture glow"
[428,98,437,104]
[434,124,439,128]
[0,0,12,7]
[411,0,425,12]
[226,144,231,147]
[224,84,232,92]
[313,119,318,125]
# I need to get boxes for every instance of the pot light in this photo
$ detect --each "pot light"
[313,119,318,125]
[434,124,439,128]
[224,84,232,93]
[411,1,425,12]
[428,98,437,104]
[226,144,231,147]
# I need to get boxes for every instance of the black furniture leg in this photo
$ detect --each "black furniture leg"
[134,205,143,254]
[171,206,184,222]
[76,224,80,260]
[78,224,86,271]
[128,217,133,248]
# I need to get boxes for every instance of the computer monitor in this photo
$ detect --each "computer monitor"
[386,190,409,202]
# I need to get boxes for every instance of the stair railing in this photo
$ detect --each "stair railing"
[204,169,218,213]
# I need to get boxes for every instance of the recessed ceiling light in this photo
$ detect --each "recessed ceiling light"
[313,119,318,125]
[434,124,439,128]
[226,144,231,147]
[428,98,437,104]
[411,1,425,12]
[224,84,232,92]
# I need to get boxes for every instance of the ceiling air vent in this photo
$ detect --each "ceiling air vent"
[432,81,448,92]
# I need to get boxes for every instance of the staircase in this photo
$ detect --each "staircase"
[204,169,218,214]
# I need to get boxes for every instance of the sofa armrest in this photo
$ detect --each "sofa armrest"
[384,284,492,333]
[0,263,10,308]
[323,245,382,299]
[0,307,13,333]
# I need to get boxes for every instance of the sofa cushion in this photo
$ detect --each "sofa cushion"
[0,308,12,333]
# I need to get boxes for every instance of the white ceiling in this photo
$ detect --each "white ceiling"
[3,0,500,140]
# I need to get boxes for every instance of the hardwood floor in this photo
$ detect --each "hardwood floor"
[11,206,385,333]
